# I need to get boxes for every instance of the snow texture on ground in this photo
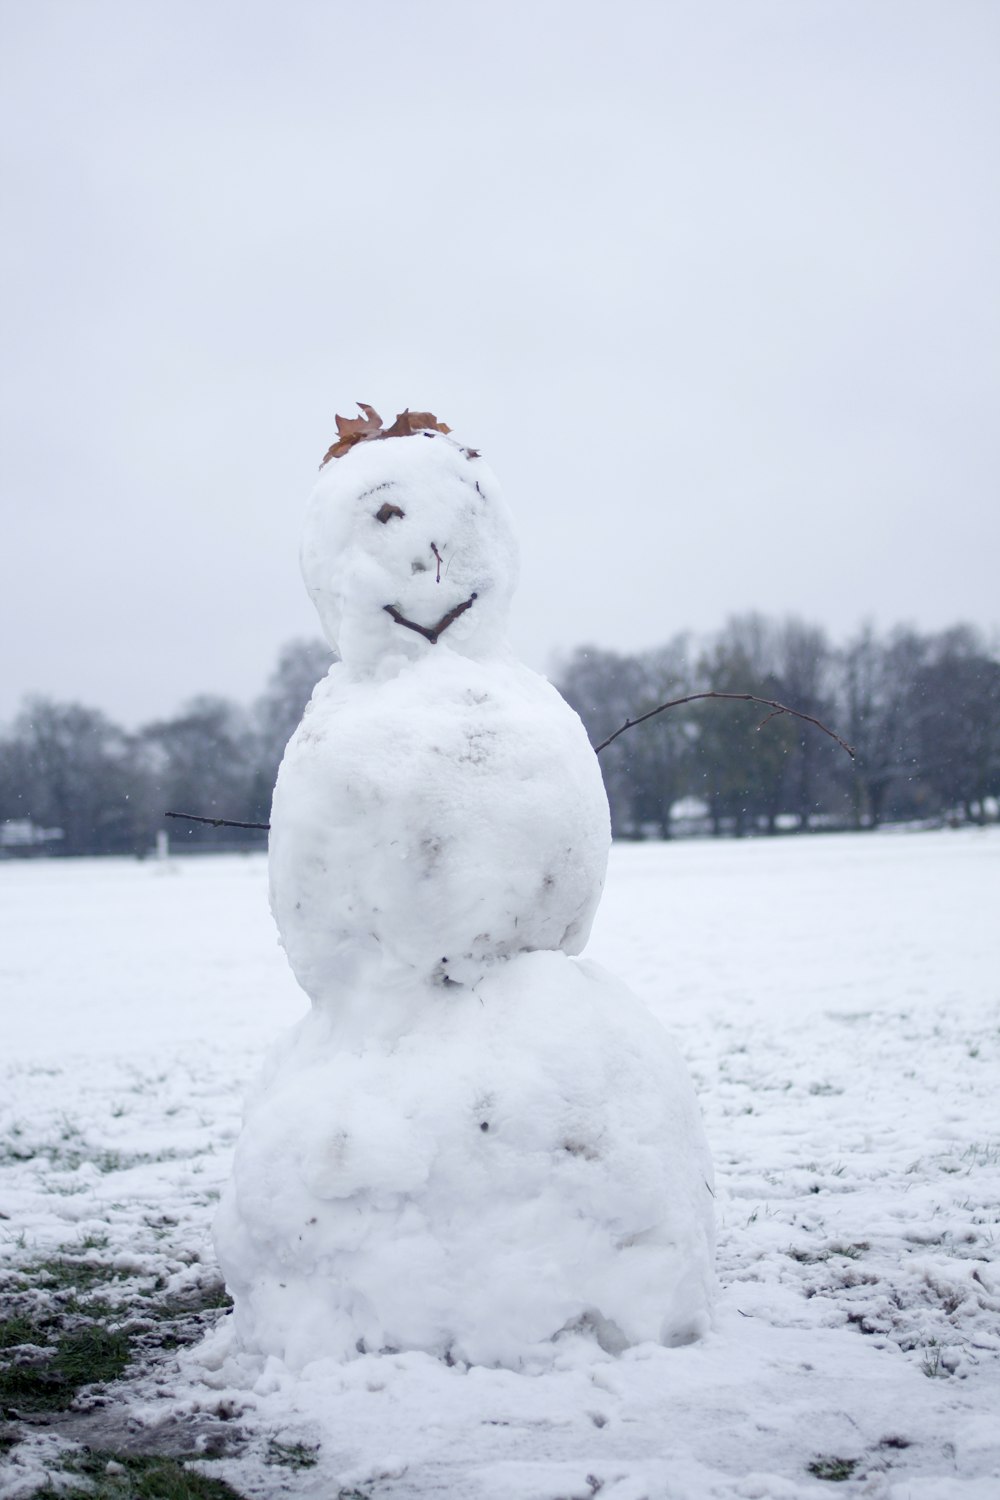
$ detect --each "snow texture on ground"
[1,828,998,1498]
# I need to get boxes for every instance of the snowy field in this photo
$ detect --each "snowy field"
[1,829,999,1499]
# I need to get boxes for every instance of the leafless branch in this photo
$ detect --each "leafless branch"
[165,811,270,831]
[756,708,786,731]
[594,691,855,758]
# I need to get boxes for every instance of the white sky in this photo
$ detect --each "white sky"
[2,0,997,726]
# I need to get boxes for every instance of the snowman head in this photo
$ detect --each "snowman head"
[301,409,519,673]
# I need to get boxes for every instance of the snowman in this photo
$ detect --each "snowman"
[213,408,714,1370]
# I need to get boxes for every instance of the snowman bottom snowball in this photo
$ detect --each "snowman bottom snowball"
[214,952,715,1371]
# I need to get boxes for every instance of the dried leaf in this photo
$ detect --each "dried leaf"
[381,410,415,438]
[320,403,453,467]
[320,403,383,466]
[335,404,383,440]
[383,409,452,439]
[407,410,451,434]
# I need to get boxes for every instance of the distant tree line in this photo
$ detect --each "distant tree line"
[557,617,1000,837]
[0,640,333,857]
[1,618,998,857]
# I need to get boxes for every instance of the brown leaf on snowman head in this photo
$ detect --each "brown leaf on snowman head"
[320,403,452,467]
[334,406,382,444]
[319,403,383,465]
[383,409,452,439]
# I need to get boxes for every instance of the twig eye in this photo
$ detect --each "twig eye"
[430,543,443,583]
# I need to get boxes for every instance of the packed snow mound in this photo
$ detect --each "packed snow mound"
[214,951,715,1371]
[269,650,610,997]
[301,430,518,673]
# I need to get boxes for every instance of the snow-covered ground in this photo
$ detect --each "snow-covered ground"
[1,829,998,1498]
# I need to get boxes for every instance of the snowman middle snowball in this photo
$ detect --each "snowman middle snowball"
[214,421,715,1371]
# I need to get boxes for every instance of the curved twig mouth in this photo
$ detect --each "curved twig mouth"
[383,594,478,645]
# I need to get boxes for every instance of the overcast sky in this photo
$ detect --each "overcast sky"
[2,0,997,726]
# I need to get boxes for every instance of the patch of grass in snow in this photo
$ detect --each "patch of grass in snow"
[0,1129,205,1178]
[158,1283,233,1317]
[30,1257,134,1294]
[807,1455,859,1481]
[79,1231,111,1252]
[786,1241,869,1265]
[0,1251,232,1434]
[0,1314,43,1350]
[135,1282,234,1353]
[961,1141,1000,1167]
[265,1438,320,1469]
[0,1320,131,1412]
[30,1450,248,1499]
[919,1340,959,1378]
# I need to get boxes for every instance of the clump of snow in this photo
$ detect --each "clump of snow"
[213,951,715,1369]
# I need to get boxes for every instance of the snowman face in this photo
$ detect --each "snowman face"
[301,431,519,672]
